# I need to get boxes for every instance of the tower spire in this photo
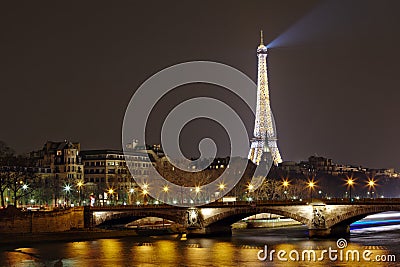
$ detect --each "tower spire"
[260,30,264,46]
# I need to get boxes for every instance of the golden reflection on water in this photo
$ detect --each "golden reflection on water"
[0,236,397,267]
[65,241,89,258]
[98,239,124,267]
[131,242,156,264]
[155,240,177,264]
[211,242,234,265]
[185,244,210,266]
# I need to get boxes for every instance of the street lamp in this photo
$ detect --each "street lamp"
[307,179,316,201]
[163,185,169,193]
[63,184,71,206]
[141,188,149,205]
[218,183,226,191]
[247,183,255,202]
[108,188,114,205]
[282,179,290,200]
[22,184,28,206]
[366,178,377,199]
[64,184,71,192]
[346,177,355,202]
[128,188,135,205]
[77,181,84,206]
[247,183,254,192]
[160,185,169,204]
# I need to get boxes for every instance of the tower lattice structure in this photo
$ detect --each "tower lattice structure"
[249,31,283,166]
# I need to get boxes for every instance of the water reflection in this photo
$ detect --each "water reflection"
[0,225,399,266]
[99,239,123,266]
[1,248,40,267]
[211,242,234,266]
[155,240,177,264]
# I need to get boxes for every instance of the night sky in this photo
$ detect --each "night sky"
[1,0,400,170]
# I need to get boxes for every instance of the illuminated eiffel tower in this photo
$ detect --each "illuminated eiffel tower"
[249,31,283,166]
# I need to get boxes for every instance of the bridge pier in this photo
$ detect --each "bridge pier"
[308,224,350,238]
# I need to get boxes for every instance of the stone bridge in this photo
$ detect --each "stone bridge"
[85,199,400,237]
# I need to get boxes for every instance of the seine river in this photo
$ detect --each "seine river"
[1,212,400,267]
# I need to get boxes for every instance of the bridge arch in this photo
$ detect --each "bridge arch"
[92,210,183,227]
[203,207,310,229]
[326,206,400,229]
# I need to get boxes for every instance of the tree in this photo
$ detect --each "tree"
[0,172,8,208]
[8,172,24,206]
[0,141,15,207]
[256,179,281,200]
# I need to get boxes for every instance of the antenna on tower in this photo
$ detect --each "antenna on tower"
[260,30,264,46]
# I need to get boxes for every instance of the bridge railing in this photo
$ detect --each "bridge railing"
[88,198,400,211]
[322,197,400,205]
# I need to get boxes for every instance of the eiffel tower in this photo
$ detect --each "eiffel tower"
[249,31,283,166]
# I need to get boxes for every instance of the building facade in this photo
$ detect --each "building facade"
[81,149,152,205]
[30,141,84,205]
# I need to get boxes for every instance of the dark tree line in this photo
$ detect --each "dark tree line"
[0,141,38,207]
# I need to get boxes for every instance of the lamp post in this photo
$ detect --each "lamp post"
[307,180,315,202]
[22,184,28,207]
[161,185,169,204]
[367,178,376,199]
[282,179,290,200]
[108,188,114,205]
[63,184,71,207]
[129,188,135,205]
[247,183,254,202]
[346,178,355,202]
[218,183,226,191]
[77,181,83,206]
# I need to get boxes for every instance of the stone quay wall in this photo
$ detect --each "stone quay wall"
[0,207,85,234]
